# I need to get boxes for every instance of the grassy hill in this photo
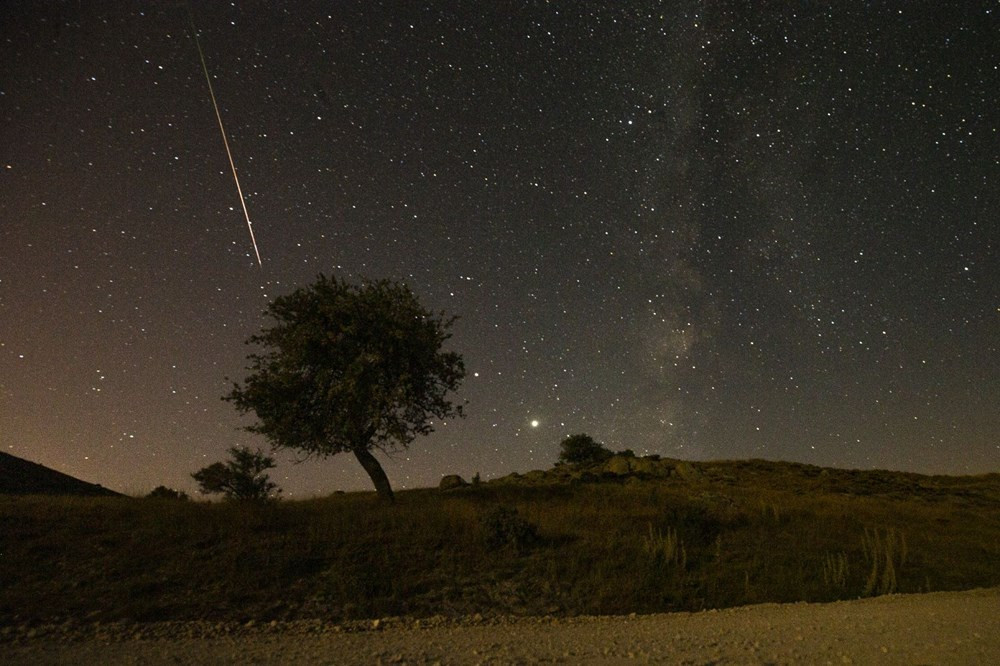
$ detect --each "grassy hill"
[0,451,121,497]
[1,456,998,626]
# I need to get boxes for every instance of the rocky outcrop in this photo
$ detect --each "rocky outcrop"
[598,455,678,478]
[491,456,683,484]
[674,461,701,481]
[474,455,704,487]
[604,456,632,476]
[438,474,468,491]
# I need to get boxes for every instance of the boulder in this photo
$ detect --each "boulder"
[492,472,522,484]
[604,456,632,476]
[629,457,657,475]
[650,459,677,477]
[522,470,549,484]
[438,474,468,491]
[674,461,702,481]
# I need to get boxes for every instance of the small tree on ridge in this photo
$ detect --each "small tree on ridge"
[191,446,280,501]
[558,433,612,465]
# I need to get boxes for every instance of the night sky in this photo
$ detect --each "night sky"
[2,2,997,497]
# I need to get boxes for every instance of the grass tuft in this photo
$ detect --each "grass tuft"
[862,527,907,596]
[642,524,686,570]
[822,551,849,591]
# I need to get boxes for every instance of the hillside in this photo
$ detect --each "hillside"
[0,451,121,496]
[1,456,998,626]
[490,454,1000,503]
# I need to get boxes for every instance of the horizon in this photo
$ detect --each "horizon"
[4,447,996,501]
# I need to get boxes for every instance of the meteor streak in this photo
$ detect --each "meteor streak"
[188,11,262,266]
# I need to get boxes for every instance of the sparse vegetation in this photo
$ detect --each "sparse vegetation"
[642,524,686,569]
[1,459,998,626]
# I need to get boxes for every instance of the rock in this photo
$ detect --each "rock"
[569,471,599,483]
[675,461,702,481]
[438,474,468,491]
[493,472,522,484]
[604,456,632,476]
[629,457,657,475]
[522,470,548,484]
[652,459,677,477]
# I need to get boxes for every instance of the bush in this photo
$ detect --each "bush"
[480,505,539,552]
[191,446,280,501]
[146,486,189,501]
[558,433,613,465]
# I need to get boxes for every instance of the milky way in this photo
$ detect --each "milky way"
[1,2,997,496]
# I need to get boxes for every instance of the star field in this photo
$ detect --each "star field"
[1,2,997,496]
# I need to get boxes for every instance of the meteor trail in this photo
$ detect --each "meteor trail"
[188,12,262,266]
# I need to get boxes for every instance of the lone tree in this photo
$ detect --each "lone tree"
[191,446,280,501]
[225,274,466,502]
[558,433,612,465]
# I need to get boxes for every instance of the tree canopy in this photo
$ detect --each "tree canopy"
[557,433,612,465]
[225,274,465,501]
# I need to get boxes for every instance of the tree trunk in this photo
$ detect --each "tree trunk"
[353,447,395,502]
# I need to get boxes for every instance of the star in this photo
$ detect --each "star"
[0,2,995,495]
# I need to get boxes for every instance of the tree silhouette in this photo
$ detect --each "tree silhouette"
[225,274,465,501]
[191,446,279,501]
[558,433,612,465]
[146,485,189,501]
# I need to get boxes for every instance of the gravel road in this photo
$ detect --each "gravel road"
[7,587,999,665]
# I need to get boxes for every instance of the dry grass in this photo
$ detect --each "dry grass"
[1,459,998,625]
[862,527,907,596]
[822,552,849,591]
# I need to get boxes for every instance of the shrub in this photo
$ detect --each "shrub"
[480,505,539,552]
[558,433,613,465]
[146,486,189,501]
[191,446,280,501]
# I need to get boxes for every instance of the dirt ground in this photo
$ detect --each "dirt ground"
[8,587,999,664]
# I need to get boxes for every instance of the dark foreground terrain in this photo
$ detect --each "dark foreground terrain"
[2,457,998,627]
[8,588,1000,664]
